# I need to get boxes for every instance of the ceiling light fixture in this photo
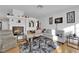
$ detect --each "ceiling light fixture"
[37,5,43,8]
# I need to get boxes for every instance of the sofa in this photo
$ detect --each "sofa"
[0,30,17,52]
[42,29,53,39]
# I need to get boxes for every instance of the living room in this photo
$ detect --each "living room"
[0,5,79,53]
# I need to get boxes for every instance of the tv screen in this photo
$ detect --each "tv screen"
[55,17,63,24]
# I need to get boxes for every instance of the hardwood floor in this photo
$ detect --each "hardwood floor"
[6,40,79,53]
[6,39,27,53]
[54,43,79,53]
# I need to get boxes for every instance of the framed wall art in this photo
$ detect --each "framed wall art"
[67,11,75,23]
[49,17,53,24]
[55,17,63,24]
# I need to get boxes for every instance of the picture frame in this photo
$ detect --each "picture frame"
[67,11,75,23]
[55,17,63,24]
[49,17,53,24]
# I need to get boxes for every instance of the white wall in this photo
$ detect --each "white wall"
[0,9,24,16]
[40,6,79,30]
[0,18,9,30]
[2,21,9,30]
[13,9,24,16]
[0,9,24,30]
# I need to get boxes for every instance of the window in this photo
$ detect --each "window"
[63,23,79,37]
[76,23,79,36]
[63,25,74,34]
[52,29,55,35]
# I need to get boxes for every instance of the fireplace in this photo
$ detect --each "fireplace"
[12,26,24,36]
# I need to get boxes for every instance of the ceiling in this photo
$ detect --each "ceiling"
[0,5,78,19]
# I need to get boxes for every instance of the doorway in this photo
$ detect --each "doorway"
[0,22,2,30]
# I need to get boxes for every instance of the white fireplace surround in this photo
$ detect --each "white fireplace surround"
[8,16,38,38]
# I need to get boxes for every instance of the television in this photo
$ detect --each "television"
[55,17,63,24]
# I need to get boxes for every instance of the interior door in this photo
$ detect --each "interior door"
[0,22,2,30]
